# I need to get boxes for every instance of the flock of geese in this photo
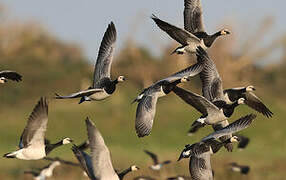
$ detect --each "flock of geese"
[2,0,273,180]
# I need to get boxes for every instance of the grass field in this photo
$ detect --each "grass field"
[0,84,285,180]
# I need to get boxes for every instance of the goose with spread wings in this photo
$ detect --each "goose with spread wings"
[3,97,73,160]
[72,118,139,180]
[177,137,238,180]
[55,22,125,104]
[0,70,22,83]
[184,0,230,48]
[144,150,171,171]
[133,48,205,138]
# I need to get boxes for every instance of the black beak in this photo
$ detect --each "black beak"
[170,49,177,55]
[177,153,184,161]
[252,88,256,91]
[4,79,7,83]
[123,77,126,81]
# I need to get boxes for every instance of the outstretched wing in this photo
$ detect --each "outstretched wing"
[93,22,117,87]
[244,92,273,118]
[72,145,96,180]
[54,89,104,99]
[135,94,159,138]
[151,14,200,46]
[85,118,118,179]
[184,0,205,33]
[0,70,22,82]
[144,150,159,165]
[202,114,256,141]
[196,47,224,102]
[19,97,48,148]
[172,86,219,115]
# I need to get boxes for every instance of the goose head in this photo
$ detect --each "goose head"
[180,76,190,83]
[0,77,7,83]
[220,29,231,36]
[131,165,140,171]
[62,138,73,145]
[230,136,240,143]
[246,85,256,92]
[238,98,245,105]
[117,76,126,82]
[178,144,193,161]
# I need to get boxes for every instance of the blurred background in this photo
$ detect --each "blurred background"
[0,0,285,179]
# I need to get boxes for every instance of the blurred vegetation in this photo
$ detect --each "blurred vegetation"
[0,5,286,180]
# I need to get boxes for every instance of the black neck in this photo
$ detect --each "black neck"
[113,79,119,85]
[45,140,63,155]
[163,79,182,94]
[204,31,222,47]
[223,101,239,118]
[118,167,132,180]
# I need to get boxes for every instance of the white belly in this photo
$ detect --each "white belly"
[90,90,110,100]
[16,147,46,160]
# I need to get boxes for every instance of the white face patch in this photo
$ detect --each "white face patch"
[197,117,206,124]
[0,77,6,83]
[62,138,72,145]
[183,150,191,157]
[131,165,138,171]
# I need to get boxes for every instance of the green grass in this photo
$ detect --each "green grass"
[0,84,285,179]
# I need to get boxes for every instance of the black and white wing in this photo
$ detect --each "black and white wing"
[85,118,119,179]
[172,86,220,115]
[135,94,159,138]
[151,14,200,46]
[19,97,48,149]
[202,114,256,141]
[93,22,117,88]
[72,145,96,180]
[161,59,204,83]
[54,89,104,99]
[196,46,224,102]
[144,150,159,165]
[0,70,22,82]
[184,0,205,33]
[243,92,273,118]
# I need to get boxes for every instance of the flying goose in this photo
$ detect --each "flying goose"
[24,160,61,180]
[184,0,230,47]
[55,22,125,104]
[223,86,273,118]
[229,162,250,175]
[144,150,171,171]
[72,117,139,180]
[0,70,22,83]
[3,97,73,160]
[133,49,205,137]
[172,86,245,128]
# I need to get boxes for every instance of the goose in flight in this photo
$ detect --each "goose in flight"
[133,48,205,137]
[184,0,230,47]
[177,137,238,180]
[72,117,139,180]
[144,150,171,171]
[3,97,73,160]
[0,70,22,83]
[55,22,125,104]
[229,162,250,175]
[198,46,271,151]
[24,161,61,180]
